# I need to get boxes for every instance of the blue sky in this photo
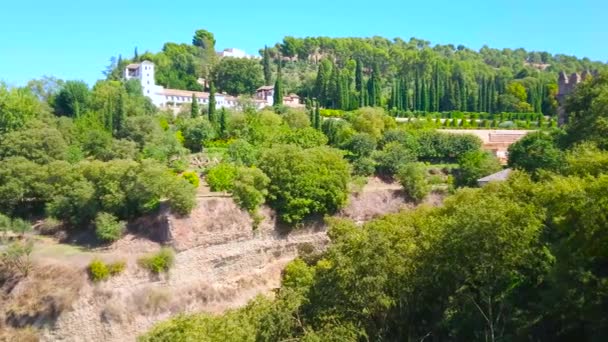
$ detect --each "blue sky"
[0,0,606,86]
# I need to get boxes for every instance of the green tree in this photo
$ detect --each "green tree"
[95,212,126,242]
[564,72,608,149]
[232,167,270,219]
[191,93,200,118]
[179,117,217,152]
[192,29,216,49]
[213,58,264,95]
[273,61,284,107]
[206,163,237,192]
[508,132,563,174]
[219,107,227,138]
[208,82,216,122]
[259,145,351,223]
[263,46,272,85]
[0,85,42,135]
[396,162,431,202]
[54,80,90,117]
[456,150,502,187]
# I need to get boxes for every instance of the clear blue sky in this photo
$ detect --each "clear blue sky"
[0,0,606,86]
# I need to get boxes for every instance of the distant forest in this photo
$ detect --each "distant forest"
[106,32,608,115]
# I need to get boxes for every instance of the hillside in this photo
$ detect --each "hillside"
[106,31,607,115]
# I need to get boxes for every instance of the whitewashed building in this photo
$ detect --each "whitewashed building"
[217,48,259,59]
[125,61,267,111]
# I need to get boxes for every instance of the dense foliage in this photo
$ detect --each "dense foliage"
[142,63,608,341]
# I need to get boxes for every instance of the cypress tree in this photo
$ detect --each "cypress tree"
[367,78,375,107]
[309,101,315,124]
[314,59,333,107]
[208,82,216,122]
[262,46,272,85]
[314,100,321,130]
[114,90,126,135]
[414,70,420,111]
[367,64,381,107]
[191,93,200,118]
[355,59,363,94]
[134,47,139,61]
[329,65,340,109]
[402,77,409,111]
[219,108,227,138]
[273,61,284,107]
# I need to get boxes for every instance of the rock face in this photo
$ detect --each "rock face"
[41,197,329,342]
[39,179,416,342]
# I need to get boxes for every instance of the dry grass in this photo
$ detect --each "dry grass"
[1,262,84,329]
[131,287,172,315]
[0,326,39,342]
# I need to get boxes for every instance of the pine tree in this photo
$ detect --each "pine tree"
[208,82,216,122]
[263,46,272,85]
[219,108,227,138]
[273,61,284,107]
[191,93,200,118]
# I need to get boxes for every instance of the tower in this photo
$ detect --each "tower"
[124,60,166,107]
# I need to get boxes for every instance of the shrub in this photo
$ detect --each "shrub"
[345,133,377,158]
[139,248,175,274]
[456,150,502,187]
[94,212,126,243]
[167,178,197,216]
[88,259,110,282]
[508,132,563,174]
[232,167,270,215]
[227,139,258,166]
[259,145,351,224]
[181,171,200,188]
[352,157,376,176]
[206,162,237,192]
[374,142,418,176]
[396,163,431,202]
[108,261,126,276]
[88,259,126,282]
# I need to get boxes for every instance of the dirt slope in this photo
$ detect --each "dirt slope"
[35,178,419,341]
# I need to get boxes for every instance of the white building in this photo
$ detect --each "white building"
[217,48,259,59]
[125,61,267,111]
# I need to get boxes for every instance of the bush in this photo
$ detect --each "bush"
[167,178,197,216]
[94,212,126,243]
[508,132,563,174]
[139,248,175,274]
[232,167,270,215]
[88,259,110,282]
[206,162,237,192]
[181,171,200,188]
[456,150,502,187]
[259,145,351,224]
[227,139,258,166]
[352,157,376,176]
[88,259,126,282]
[345,133,377,159]
[374,142,418,175]
[108,261,126,276]
[396,163,431,202]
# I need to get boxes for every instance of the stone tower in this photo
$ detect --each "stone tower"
[557,71,592,126]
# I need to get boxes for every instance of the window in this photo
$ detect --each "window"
[147,81,150,85]
[147,90,150,94]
